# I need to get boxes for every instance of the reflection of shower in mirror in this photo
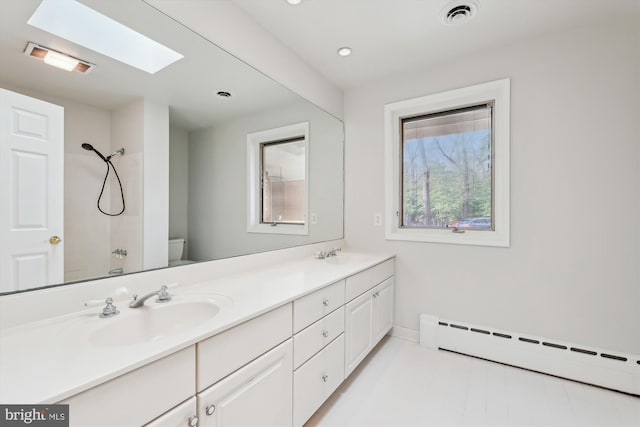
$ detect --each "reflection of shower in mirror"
[81,142,126,216]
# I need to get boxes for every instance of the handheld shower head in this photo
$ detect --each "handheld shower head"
[81,143,107,162]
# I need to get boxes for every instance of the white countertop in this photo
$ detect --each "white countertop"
[0,252,393,404]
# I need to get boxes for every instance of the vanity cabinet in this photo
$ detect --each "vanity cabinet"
[144,397,198,427]
[197,304,292,390]
[293,335,345,427]
[344,261,394,377]
[293,279,345,333]
[197,340,293,427]
[53,257,394,427]
[61,346,195,427]
[292,281,346,426]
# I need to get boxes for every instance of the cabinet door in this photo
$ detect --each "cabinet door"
[144,397,198,427]
[373,277,394,344]
[344,291,373,377]
[197,340,293,427]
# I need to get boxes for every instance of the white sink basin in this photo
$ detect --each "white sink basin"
[90,300,220,347]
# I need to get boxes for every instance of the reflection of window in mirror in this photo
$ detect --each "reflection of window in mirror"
[261,138,305,225]
[247,122,309,235]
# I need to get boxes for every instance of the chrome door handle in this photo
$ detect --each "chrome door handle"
[321,374,328,382]
[322,299,329,306]
[322,330,329,338]
[205,405,215,416]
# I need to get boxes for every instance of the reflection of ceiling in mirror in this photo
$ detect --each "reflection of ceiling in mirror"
[0,0,300,131]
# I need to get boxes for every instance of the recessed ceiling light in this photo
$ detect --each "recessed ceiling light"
[286,0,303,4]
[440,1,479,25]
[337,47,352,57]
[24,42,95,73]
[27,0,183,74]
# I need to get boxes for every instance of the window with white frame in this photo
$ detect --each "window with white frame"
[384,79,510,247]
[247,122,309,235]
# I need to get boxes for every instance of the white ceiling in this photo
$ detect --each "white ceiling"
[0,0,300,131]
[232,0,640,89]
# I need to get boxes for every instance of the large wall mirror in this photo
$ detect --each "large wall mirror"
[0,0,344,294]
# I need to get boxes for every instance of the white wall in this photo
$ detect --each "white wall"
[169,126,189,259]
[344,19,640,354]
[142,100,169,269]
[189,100,343,260]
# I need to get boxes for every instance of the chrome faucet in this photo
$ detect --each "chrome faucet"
[129,285,172,308]
[326,247,341,257]
[316,248,341,259]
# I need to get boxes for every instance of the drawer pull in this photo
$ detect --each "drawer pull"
[373,291,380,298]
[322,299,329,306]
[321,374,329,382]
[322,330,329,338]
[188,415,199,427]
[205,405,216,416]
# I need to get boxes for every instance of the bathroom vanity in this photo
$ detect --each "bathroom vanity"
[0,248,394,427]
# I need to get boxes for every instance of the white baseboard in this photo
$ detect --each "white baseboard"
[421,314,640,396]
[391,325,419,343]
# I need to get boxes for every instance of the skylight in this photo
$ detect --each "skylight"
[27,0,183,74]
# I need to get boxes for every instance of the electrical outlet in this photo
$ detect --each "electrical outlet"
[310,213,318,224]
[373,212,382,226]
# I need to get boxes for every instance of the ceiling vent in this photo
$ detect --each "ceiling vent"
[441,1,479,25]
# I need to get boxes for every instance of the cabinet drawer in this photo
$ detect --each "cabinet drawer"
[293,334,345,427]
[198,340,293,427]
[197,303,292,391]
[345,259,394,302]
[144,397,197,427]
[293,306,345,369]
[293,280,345,333]
[61,346,195,427]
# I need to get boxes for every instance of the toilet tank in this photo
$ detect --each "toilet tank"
[168,238,185,262]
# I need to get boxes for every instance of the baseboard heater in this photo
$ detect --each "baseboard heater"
[419,314,640,396]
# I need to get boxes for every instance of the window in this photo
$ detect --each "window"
[247,122,309,235]
[384,79,510,247]
[261,137,305,225]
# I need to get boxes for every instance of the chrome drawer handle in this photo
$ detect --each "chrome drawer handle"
[322,299,329,306]
[322,374,329,382]
[322,330,329,338]
[188,415,199,427]
[205,405,216,416]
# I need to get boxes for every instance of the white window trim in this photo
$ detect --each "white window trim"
[247,121,310,235]
[384,78,510,247]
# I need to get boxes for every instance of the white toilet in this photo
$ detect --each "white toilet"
[168,238,194,266]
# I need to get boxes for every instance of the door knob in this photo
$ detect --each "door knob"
[49,235,62,245]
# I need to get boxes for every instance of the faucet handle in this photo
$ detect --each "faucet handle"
[156,285,172,303]
[84,286,129,308]
[99,298,120,318]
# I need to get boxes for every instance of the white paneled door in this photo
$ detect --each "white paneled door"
[0,88,64,292]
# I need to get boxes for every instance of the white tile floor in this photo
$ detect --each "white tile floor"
[306,336,640,427]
